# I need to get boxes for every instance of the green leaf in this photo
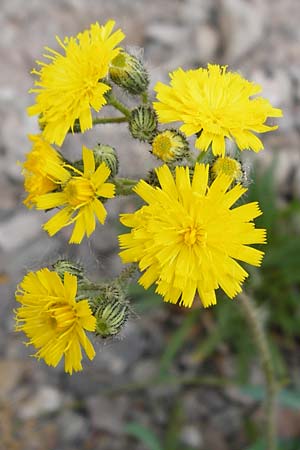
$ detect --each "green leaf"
[124,422,163,450]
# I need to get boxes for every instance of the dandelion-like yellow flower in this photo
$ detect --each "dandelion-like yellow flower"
[153,64,282,156]
[15,268,96,374]
[119,164,266,308]
[22,134,63,207]
[36,146,115,244]
[28,21,125,146]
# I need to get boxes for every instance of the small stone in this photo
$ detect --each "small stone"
[194,25,219,63]
[86,395,127,434]
[0,210,44,252]
[59,410,88,443]
[146,22,189,47]
[181,425,203,448]
[221,0,265,62]
[18,385,63,419]
[132,359,157,383]
[0,359,28,400]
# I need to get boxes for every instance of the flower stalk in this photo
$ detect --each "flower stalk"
[106,92,131,119]
[72,116,128,133]
[238,291,278,450]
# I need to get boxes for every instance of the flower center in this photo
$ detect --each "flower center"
[152,134,173,161]
[182,225,207,247]
[212,157,242,180]
[64,177,95,207]
[46,303,77,330]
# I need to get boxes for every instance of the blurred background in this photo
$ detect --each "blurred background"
[0,0,299,449]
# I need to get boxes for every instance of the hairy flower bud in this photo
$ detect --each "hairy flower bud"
[211,156,243,182]
[129,105,158,142]
[110,51,149,95]
[151,129,189,162]
[53,259,85,280]
[93,144,119,177]
[91,284,129,338]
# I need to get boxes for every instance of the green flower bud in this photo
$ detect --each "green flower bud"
[53,259,87,288]
[151,129,189,162]
[92,284,129,338]
[129,105,158,142]
[92,144,119,177]
[110,51,149,95]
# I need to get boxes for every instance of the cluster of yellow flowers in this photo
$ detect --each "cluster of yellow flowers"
[16,20,282,374]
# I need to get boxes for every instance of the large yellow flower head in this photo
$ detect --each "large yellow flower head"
[119,164,266,308]
[22,134,63,208]
[15,268,96,374]
[28,21,125,146]
[153,64,282,156]
[36,146,115,244]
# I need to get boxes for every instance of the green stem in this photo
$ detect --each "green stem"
[185,153,196,165]
[106,93,131,119]
[117,263,138,288]
[238,291,278,450]
[114,177,138,196]
[71,116,128,133]
[196,151,207,163]
[141,91,149,104]
[93,116,128,125]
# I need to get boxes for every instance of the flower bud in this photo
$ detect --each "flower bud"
[53,259,88,290]
[53,259,85,279]
[92,284,129,338]
[211,156,243,182]
[110,51,149,95]
[151,129,189,162]
[92,144,119,177]
[129,105,158,142]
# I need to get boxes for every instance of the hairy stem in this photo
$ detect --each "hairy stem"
[106,93,131,119]
[238,291,278,450]
[71,116,128,133]
[114,177,138,196]
[141,91,149,104]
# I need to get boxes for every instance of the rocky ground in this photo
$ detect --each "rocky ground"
[0,0,300,449]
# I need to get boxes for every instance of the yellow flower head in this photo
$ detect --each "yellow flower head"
[28,21,125,146]
[211,156,243,182]
[35,146,115,244]
[151,130,188,162]
[119,164,266,308]
[15,268,96,374]
[22,134,63,208]
[153,64,282,156]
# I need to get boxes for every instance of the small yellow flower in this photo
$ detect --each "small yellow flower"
[22,134,63,207]
[28,21,125,146]
[153,64,282,156]
[15,268,96,374]
[119,164,266,308]
[36,146,115,244]
[152,130,188,162]
[211,157,243,182]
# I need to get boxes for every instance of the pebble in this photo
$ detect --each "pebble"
[0,210,44,252]
[18,385,63,419]
[221,0,266,62]
[86,395,128,434]
[181,425,203,448]
[59,410,88,443]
